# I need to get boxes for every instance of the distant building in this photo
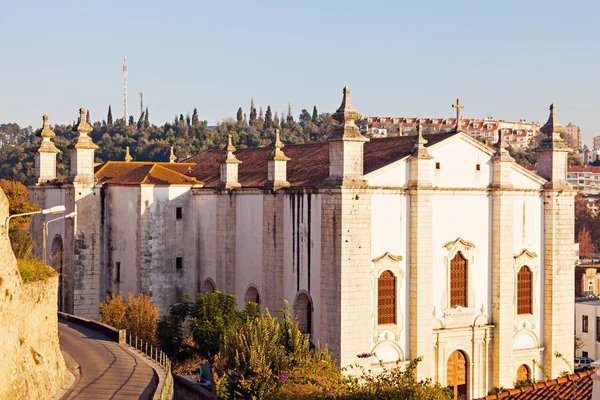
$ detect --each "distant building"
[583,146,600,165]
[565,123,582,150]
[366,116,538,149]
[568,166,600,194]
[594,135,600,150]
[575,298,600,359]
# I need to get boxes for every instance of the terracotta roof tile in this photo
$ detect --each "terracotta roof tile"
[95,161,200,185]
[184,133,457,188]
[476,369,594,400]
[569,166,600,173]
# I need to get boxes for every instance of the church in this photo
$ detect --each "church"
[30,87,576,399]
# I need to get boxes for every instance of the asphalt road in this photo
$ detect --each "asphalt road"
[59,320,156,399]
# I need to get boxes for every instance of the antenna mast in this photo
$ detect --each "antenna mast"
[123,55,128,122]
[140,92,144,117]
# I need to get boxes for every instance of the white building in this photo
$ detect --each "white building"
[575,299,600,360]
[568,166,600,194]
[30,91,576,400]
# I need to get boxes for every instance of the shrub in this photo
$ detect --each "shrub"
[99,292,158,345]
[17,256,57,283]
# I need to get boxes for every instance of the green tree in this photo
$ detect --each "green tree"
[144,107,149,128]
[0,179,37,258]
[107,106,113,125]
[192,109,199,127]
[99,292,159,346]
[593,155,600,166]
[86,109,91,124]
[265,106,273,129]
[128,115,134,126]
[237,107,243,124]
[312,106,319,124]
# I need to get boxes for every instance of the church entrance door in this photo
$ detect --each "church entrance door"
[447,350,468,399]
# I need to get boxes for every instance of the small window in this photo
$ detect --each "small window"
[583,351,589,358]
[176,207,183,219]
[116,262,121,283]
[583,315,589,332]
[436,162,441,170]
[476,164,481,171]
[176,257,183,269]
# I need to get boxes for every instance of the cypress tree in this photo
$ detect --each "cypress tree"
[250,99,255,117]
[265,106,273,128]
[192,108,199,127]
[287,103,294,122]
[107,106,113,125]
[128,115,134,126]
[312,106,319,124]
[237,107,243,124]
[250,107,257,124]
[144,107,149,127]
[86,109,91,124]
[259,106,264,120]
[137,111,145,130]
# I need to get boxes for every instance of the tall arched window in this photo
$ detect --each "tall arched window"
[378,270,396,324]
[450,252,468,308]
[517,266,533,315]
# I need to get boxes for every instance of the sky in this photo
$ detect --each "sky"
[1,0,599,144]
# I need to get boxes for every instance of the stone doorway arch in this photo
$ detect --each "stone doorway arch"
[447,350,468,400]
[50,235,64,312]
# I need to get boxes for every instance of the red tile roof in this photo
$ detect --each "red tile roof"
[476,370,593,400]
[94,161,201,185]
[569,166,600,173]
[184,132,456,188]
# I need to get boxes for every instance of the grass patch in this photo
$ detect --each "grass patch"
[17,257,57,283]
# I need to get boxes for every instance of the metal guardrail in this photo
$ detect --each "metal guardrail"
[125,333,172,400]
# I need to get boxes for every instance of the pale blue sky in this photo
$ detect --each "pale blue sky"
[2,1,599,144]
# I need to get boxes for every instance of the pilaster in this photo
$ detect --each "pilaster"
[491,131,516,387]
[68,108,98,184]
[262,193,285,315]
[216,194,237,293]
[407,124,434,380]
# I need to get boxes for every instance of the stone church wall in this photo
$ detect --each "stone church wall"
[0,189,69,399]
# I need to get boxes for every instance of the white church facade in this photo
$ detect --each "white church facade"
[30,88,576,399]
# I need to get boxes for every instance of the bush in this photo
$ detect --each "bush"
[17,256,57,283]
[99,292,158,345]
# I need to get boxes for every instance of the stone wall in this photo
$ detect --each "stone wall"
[0,188,69,399]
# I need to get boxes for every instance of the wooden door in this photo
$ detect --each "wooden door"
[447,350,468,399]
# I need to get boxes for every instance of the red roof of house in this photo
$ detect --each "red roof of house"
[569,166,600,173]
[476,370,593,400]
[184,132,456,188]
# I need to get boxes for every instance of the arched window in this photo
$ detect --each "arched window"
[378,270,396,325]
[203,279,215,293]
[516,364,530,382]
[517,266,533,315]
[450,252,468,308]
[244,286,260,304]
[294,293,312,335]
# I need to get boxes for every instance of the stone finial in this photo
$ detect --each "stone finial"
[169,146,176,163]
[412,122,431,158]
[329,86,368,141]
[493,129,513,161]
[37,114,60,154]
[222,135,241,164]
[69,107,98,150]
[537,104,568,150]
[39,114,55,139]
[269,129,290,161]
[125,146,133,162]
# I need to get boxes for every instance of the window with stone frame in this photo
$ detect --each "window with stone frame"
[450,252,468,308]
[378,270,396,325]
[517,266,533,315]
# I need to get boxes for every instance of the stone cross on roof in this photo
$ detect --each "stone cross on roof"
[452,99,465,131]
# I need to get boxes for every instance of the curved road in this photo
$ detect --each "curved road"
[59,320,156,399]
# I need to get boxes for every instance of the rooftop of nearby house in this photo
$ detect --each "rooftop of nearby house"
[476,369,593,400]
